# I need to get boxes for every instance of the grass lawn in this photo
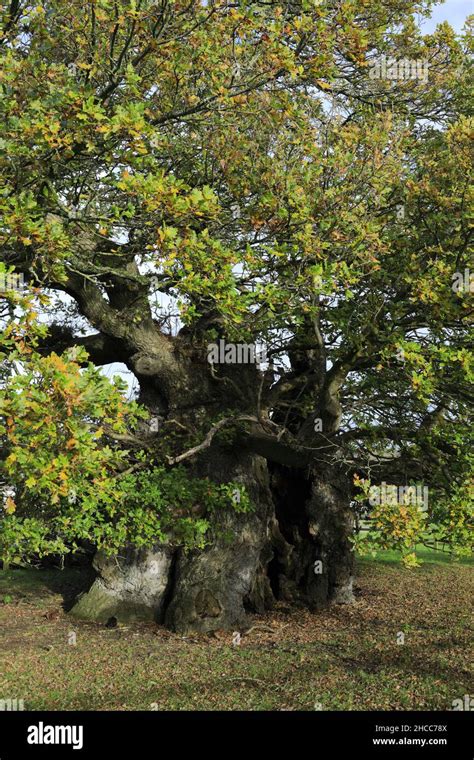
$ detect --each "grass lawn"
[0,550,472,711]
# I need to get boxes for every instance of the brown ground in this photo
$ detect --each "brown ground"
[0,555,472,710]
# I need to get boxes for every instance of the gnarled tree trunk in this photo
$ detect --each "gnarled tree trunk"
[70,320,355,632]
[70,449,355,632]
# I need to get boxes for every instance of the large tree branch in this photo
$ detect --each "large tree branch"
[35,325,124,366]
[3,230,181,394]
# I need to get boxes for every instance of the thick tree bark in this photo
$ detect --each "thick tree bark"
[70,452,355,631]
[69,546,173,623]
[265,463,355,610]
[69,319,355,631]
[164,449,274,633]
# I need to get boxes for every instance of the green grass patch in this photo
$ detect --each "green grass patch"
[0,557,472,711]
[356,544,473,567]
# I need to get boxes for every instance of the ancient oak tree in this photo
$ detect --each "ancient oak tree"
[0,1,472,631]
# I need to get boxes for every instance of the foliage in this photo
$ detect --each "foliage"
[353,471,473,566]
[0,286,248,562]
[0,1,472,563]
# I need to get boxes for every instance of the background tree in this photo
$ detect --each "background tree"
[0,0,472,632]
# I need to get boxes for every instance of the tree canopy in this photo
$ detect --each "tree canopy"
[0,0,472,568]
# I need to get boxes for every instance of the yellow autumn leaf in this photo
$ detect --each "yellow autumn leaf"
[315,79,332,91]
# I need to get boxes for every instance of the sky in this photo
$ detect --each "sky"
[420,0,472,33]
